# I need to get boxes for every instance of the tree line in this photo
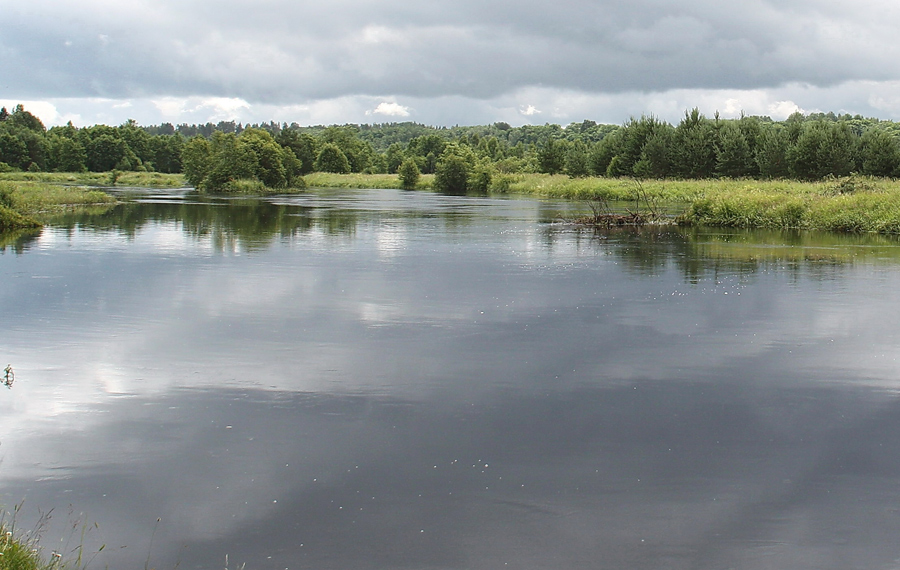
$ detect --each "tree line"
[5,104,900,192]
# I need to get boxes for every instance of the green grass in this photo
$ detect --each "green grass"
[0,182,115,213]
[294,172,900,234]
[496,174,900,235]
[304,172,434,190]
[0,524,49,570]
[112,172,185,188]
[6,170,900,235]
[682,176,900,233]
[207,178,308,195]
[0,204,41,232]
[0,172,185,188]
[0,180,117,230]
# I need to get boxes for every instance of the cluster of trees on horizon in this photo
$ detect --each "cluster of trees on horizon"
[5,103,900,192]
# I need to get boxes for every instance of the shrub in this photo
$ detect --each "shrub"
[315,143,351,174]
[434,153,470,193]
[398,158,420,189]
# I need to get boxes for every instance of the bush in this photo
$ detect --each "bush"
[468,162,493,192]
[315,143,351,174]
[398,158,420,189]
[222,178,267,194]
[0,203,40,231]
[434,153,470,193]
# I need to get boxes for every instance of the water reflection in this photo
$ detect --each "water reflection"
[2,188,900,569]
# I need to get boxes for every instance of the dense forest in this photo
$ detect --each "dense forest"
[4,103,900,192]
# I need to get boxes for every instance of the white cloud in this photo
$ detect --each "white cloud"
[0,100,59,124]
[10,82,900,130]
[367,101,411,117]
[768,100,804,119]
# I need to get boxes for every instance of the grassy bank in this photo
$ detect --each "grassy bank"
[0,180,116,231]
[0,172,185,188]
[682,179,900,233]
[304,172,434,189]
[5,170,900,235]
[310,172,900,235]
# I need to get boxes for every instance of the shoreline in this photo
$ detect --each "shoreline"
[4,172,900,235]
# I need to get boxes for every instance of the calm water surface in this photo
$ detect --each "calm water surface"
[3,188,900,569]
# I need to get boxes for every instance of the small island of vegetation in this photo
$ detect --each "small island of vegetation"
[6,103,900,233]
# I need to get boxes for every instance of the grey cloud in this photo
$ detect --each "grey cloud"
[5,0,900,105]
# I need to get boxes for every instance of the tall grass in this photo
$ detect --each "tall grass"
[304,172,434,189]
[0,181,116,230]
[0,526,46,570]
[0,182,114,213]
[0,172,185,189]
[209,178,308,195]
[683,176,900,234]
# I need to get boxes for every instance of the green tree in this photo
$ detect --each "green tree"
[468,159,493,192]
[276,129,318,174]
[715,122,754,178]
[407,135,446,173]
[315,143,351,173]
[612,116,668,176]
[319,126,372,172]
[632,125,674,179]
[537,138,568,174]
[85,134,127,172]
[181,136,212,188]
[434,144,473,193]
[150,134,184,174]
[398,158,420,189]
[858,129,900,176]
[0,132,29,169]
[565,140,590,178]
[7,104,45,132]
[787,121,855,180]
[47,135,87,172]
[384,143,406,174]
[202,132,258,190]
[240,128,289,188]
[590,132,622,176]
[755,126,789,179]
[118,119,153,166]
[672,109,717,178]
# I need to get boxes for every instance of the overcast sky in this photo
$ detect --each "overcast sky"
[4,0,900,128]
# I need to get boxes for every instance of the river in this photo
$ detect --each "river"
[2,187,900,569]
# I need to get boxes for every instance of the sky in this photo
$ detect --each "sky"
[3,0,900,128]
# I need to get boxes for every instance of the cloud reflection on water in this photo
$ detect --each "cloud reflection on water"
[2,190,900,569]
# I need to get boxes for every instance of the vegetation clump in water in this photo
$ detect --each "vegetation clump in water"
[0,181,115,230]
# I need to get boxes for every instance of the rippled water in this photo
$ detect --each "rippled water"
[3,188,900,569]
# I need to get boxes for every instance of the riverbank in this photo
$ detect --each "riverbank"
[0,179,117,231]
[4,171,900,235]
[305,172,900,234]
[0,171,185,188]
